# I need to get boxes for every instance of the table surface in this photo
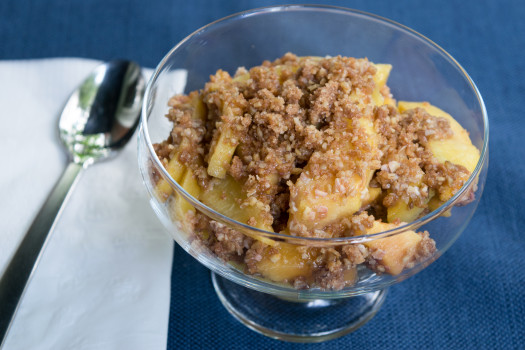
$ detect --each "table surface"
[1,0,523,349]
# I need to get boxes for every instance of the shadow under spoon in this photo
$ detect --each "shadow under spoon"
[0,60,145,345]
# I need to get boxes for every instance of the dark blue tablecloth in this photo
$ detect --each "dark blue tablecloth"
[2,0,523,348]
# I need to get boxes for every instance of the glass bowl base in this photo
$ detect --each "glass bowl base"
[211,273,388,343]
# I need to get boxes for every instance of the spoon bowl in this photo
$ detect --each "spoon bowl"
[0,60,144,345]
[59,60,144,164]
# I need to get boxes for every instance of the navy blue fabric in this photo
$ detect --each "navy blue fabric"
[2,0,523,348]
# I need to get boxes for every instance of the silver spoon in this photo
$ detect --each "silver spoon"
[0,60,145,344]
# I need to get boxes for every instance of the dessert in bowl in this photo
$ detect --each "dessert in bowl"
[137,5,488,342]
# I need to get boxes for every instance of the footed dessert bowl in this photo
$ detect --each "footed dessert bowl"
[138,5,488,342]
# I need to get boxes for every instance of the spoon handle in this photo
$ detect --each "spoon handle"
[0,161,83,345]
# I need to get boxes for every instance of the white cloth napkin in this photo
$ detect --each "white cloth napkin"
[0,58,178,349]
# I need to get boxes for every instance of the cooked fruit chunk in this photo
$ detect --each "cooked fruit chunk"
[388,200,425,223]
[171,168,201,227]
[374,64,392,87]
[372,63,393,106]
[156,93,205,201]
[200,175,275,245]
[254,241,359,286]
[207,127,238,178]
[384,160,427,223]
[189,91,206,121]
[155,147,186,202]
[364,221,422,275]
[362,186,382,208]
[256,243,314,283]
[386,179,435,224]
[201,175,273,230]
[427,195,452,217]
[290,171,367,232]
[386,190,436,223]
[288,117,379,233]
[204,71,249,179]
[398,101,480,172]
[398,101,480,203]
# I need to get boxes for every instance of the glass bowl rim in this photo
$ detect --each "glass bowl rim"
[140,4,489,244]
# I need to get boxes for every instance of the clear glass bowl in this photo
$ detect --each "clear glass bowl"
[138,5,488,342]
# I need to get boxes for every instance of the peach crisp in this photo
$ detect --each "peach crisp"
[151,53,480,290]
